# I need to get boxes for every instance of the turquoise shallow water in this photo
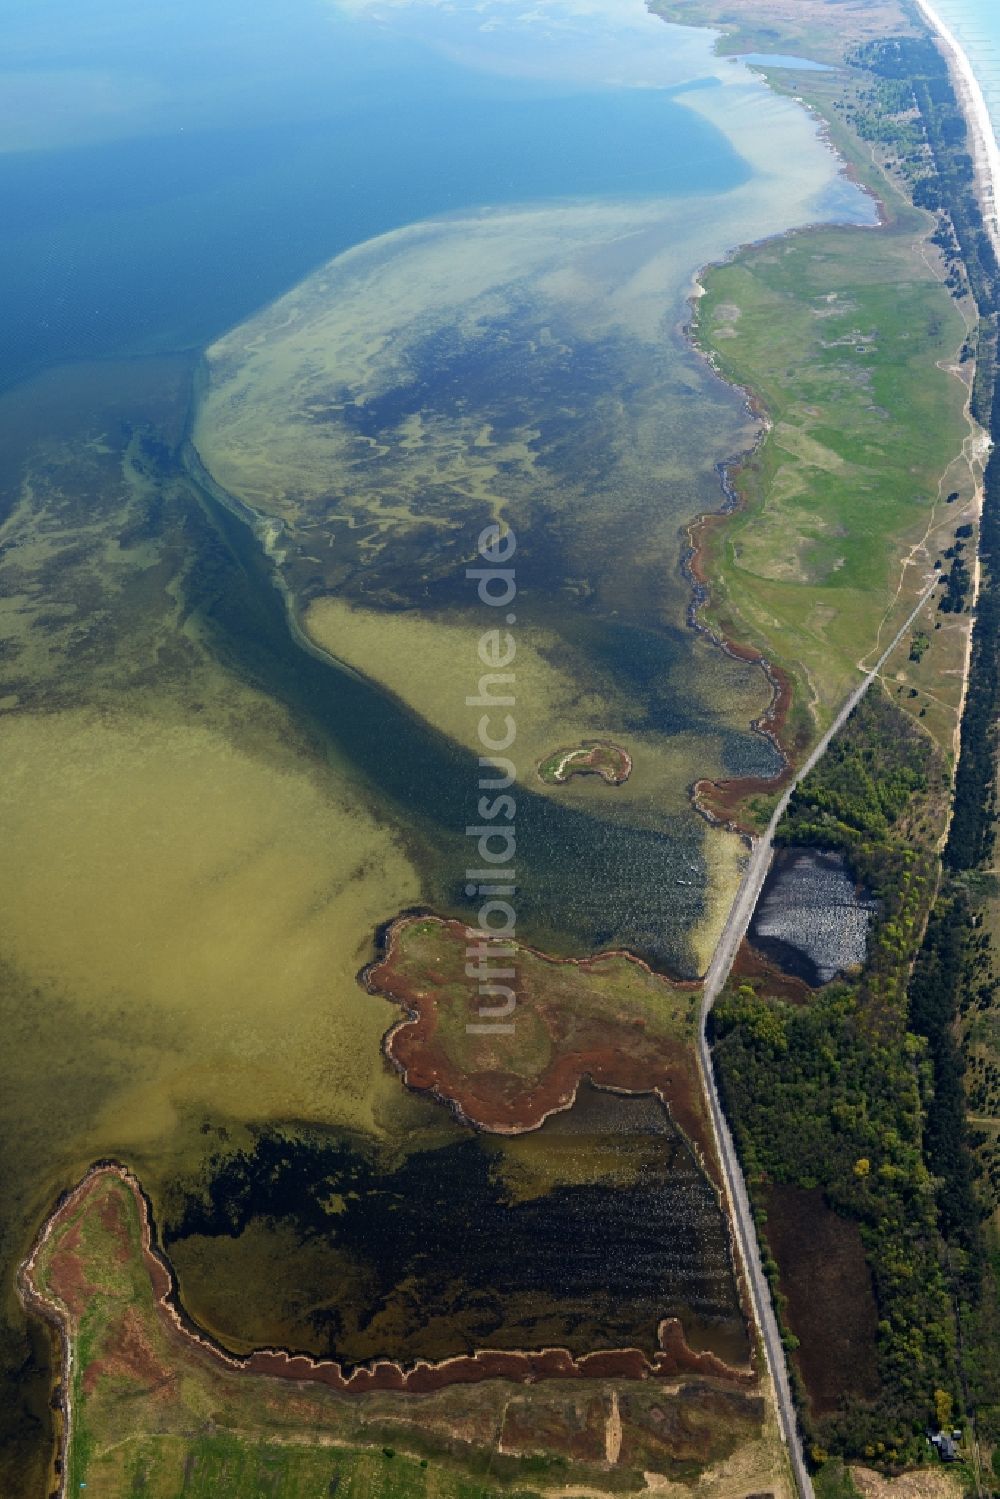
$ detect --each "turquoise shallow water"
[927,0,1000,145]
[738,53,833,70]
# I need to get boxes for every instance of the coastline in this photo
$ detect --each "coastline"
[677,20,989,829]
[676,108,890,830]
[913,0,998,813]
[915,0,1000,264]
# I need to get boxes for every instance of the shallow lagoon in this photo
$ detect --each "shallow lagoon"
[0,1,876,1489]
[192,20,875,967]
[166,1084,749,1368]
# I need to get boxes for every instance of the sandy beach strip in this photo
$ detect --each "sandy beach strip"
[915,0,1000,264]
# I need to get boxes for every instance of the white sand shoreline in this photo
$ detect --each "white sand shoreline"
[914,0,1000,264]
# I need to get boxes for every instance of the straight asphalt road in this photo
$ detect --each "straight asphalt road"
[697,577,942,1499]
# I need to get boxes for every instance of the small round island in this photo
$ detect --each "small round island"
[537,739,632,787]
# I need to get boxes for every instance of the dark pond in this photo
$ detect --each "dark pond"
[748,846,876,986]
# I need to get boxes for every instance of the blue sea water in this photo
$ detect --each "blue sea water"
[0,0,757,392]
[928,0,1000,146]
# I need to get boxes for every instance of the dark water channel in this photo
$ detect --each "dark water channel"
[166,1083,749,1368]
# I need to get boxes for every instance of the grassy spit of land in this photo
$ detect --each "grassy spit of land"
[657,0,981,832]
[690,218,972,769]
[658,0,1000,1485]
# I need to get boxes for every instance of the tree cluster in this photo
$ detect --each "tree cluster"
[713,694,958,1463]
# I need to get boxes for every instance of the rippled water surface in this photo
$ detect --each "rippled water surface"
[166,1084,749,1367]
[749,848,876,985]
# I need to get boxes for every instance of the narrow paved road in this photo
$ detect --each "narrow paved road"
[697,577,941,1499]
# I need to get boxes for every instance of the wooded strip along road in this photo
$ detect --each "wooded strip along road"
[697,577,942,1499]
